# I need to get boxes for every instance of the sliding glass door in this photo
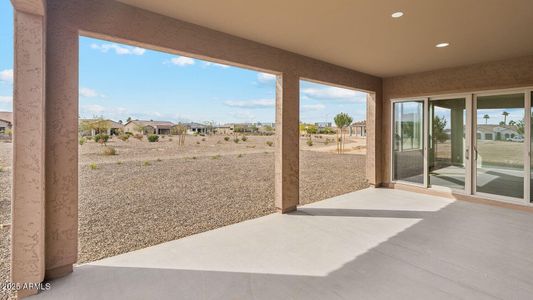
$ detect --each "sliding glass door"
[392,100,425,185]
[428,97,468,191]
[392,89,533,205]
[474,93,525,199]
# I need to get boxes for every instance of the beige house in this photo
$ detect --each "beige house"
[0,111,12,137]
[124,120,174,135]
[8,0,533,298]
[79,118,124,136]
[350,120,366,137]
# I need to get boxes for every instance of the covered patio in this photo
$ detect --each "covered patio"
[33,188,533,299]
[7,0,533,298]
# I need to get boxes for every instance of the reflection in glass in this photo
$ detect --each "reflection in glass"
[476,93,524,199]
[393,101,424,184]
[428,98,466,190]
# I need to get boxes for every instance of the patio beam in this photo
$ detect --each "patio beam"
[275,73,299,213]
[10,1,46,297]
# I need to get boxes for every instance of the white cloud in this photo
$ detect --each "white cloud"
[203,61,230,68]
[0,69,13,84]
[257,72,276,83]
[223,99,274,108]
[79,87,104,98]
[170,56,195,66]
[229,111,256,122]
[90,43,146,56]
[302,86,365,103]
[0,96,12,103]
[302,104,326,111]
[81,104,106,114]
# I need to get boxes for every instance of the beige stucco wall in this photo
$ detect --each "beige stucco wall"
[381,55,533,183]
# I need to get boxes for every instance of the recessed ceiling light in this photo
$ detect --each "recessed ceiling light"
[391,12,404,18]
[436,42,450,48]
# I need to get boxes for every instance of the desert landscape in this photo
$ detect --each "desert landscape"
[0,133,368,292]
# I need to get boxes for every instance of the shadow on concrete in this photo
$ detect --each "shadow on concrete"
[32,190,533,300]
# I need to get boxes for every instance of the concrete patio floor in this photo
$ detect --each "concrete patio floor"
[32,188,533,299]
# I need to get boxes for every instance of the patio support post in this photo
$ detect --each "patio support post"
[366,92,382,186]
[44,9,79,280]
[275,73,299,213]
[10,0,46,297]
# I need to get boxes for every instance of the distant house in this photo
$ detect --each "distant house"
[315,122,331,128]
[350,120,366,137]
[184,122,208,134]
[214,125,233,135]
[79,119,124,136]
[0,111,13,139]
[124,120,174,135]
[476,124,520,141]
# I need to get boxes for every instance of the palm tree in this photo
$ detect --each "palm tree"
[502,111,509,125]
[483,114,490,124]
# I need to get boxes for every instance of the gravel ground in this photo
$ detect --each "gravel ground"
[0,136,367,298]
[0,142,12,299]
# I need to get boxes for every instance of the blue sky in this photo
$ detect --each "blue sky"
[0,2,367,125]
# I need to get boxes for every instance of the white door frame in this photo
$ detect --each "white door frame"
[426,95,472,194]
[472,89,530,205]
[390,98,428,188]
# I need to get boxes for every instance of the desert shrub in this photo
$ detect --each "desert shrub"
[125,132,133,136]
[94,134,109,144]
[324,139,330,145]
[79,137,86,146]
[192,156,197,160]
[102,146,117,156]
[157,158,162,162]
[147,134,159,142]
[196,141,200,144]
[0,165,3,172]
[143,161,151,166]
[224,136,230,141]
[307,139,313,146]
[201,138,206,141]
[168,138,173,142]
[237,154,243,158]
[246,145,256,148]
[88,163,97,170]
[117,161,123,165]
[118,134,129,142]
[241,136,248,142]
[212,155,221,160]
[266,141,273,147]
[233,137,239,143]
[134,133,143,140]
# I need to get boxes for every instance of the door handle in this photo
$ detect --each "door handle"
[465,148,469,160]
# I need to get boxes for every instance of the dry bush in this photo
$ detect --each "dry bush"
[102,146,117,156]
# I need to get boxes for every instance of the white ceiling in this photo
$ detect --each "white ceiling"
[117,0,533,77]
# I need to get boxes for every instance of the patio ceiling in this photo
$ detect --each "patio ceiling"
[116,0,533,77]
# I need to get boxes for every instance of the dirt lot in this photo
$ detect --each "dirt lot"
[0,134,367,296]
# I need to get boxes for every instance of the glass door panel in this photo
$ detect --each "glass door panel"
[475,93,525,199]
[428,98,467,190]
[393,101,424,184]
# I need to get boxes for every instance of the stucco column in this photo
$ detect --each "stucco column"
[275,73,299,213]
[10,3,46,298]
[44,13,78,279]
[366,92,382,186]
